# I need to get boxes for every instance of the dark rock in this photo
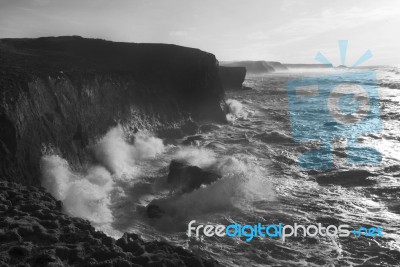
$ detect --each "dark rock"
[19,203,46,212]
[180,256,205,267]
[146,261,166,267]
[145,243,159,253]
[174,246,195,257]
[219,66,246,90]
[315,169,377,186]
[116,233,145,255]
[0,36,227,185]
[0,230,22,242]
[0,182,220,266]
[167,160,221,193]
[8,246,30,258]
[131,255,150,266]
[0,204,8,211]
[29,252,59,266]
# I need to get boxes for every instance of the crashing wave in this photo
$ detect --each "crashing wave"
[40,126,165,226]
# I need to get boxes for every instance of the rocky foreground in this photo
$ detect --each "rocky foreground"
[0,181,220,267]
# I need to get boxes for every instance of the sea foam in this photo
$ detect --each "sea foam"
[40,126,164,226]
[225,99,254,122]
[151,148,274,224]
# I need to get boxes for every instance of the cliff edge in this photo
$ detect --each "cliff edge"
[0,36,227,185]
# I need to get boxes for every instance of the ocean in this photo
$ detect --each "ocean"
[40,66,400,266]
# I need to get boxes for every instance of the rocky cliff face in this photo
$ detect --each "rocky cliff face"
[0,36,227,186]
[218,66,246,90]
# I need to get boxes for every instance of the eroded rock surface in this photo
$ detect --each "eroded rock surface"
[167,160,221,194]
[0,181,220,267]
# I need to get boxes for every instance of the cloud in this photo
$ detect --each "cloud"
[271,5,399,40]
[240,3,400,64]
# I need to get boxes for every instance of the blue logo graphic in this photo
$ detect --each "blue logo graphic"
[286,40,381,169]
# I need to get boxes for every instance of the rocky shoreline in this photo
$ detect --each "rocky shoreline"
[0,181,220,266]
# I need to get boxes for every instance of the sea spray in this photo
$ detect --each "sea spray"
[92,126,136,176]
[181,155,274,210]
[225,99,254,122]
[40,125,274,242]
[131,132,165,160]
[40,154,78,201]
[173,146,217,169]
[40,155,114,224]
[226,99,243,116]
[226,99,242,123]
[93,126,165,174]
[149,148,274,225]
[40,126,165,226]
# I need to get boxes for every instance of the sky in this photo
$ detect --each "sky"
[0,0,399,65]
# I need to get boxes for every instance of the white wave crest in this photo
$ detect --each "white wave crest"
[226,99,243,116]
[173,146,217,168]
[40,126,165,226]
[40,155,114,224]
[152,148,274,221]
[225,99,254,122]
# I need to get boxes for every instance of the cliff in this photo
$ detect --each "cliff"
[220,61,288,74]
[284,63,333,69]
[0,36,227,186]
[218,66,246,90]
